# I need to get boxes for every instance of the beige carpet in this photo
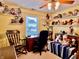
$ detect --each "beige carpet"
[18,51,61,59]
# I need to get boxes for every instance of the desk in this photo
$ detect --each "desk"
[26,37,38,52]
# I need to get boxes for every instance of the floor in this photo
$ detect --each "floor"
[18,51,61,59]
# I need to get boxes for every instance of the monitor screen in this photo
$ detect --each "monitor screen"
[26,16,38,37]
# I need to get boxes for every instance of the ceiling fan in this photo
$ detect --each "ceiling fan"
[39,0,74,10]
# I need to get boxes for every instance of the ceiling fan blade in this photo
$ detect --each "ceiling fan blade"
[59,0,74,4]
[39,3,48,9]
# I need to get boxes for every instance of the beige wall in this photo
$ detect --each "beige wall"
[0,14,14,48]
[0,2,49,48]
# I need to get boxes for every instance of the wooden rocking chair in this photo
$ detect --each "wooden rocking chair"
[6,30,27,55]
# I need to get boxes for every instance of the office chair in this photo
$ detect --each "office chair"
[6,30,27,55]
[33,30,49,55]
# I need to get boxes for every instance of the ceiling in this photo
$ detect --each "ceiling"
[7,0,79,12]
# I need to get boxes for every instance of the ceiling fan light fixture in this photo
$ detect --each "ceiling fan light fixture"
[48,2,52,10]
[55,1,60,10]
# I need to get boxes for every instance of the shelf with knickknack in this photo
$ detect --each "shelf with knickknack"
[10,16,24,24]
[43,14,79,27]
[50,17,79,26]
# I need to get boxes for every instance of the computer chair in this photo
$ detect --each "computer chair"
[33,30,49,55]
[6,30,27,55]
